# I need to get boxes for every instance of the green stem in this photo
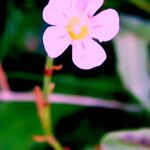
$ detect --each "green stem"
[43,57,53,99]
[40,57,53,135]
[41,57,63,150]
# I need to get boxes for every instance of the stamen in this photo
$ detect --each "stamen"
[67,16,89,40]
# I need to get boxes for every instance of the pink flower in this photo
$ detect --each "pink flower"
[43,0,119,70]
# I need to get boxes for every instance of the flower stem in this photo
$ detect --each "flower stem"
[43,57,53,99]
[38,56,63,150]
[42,57,53,135]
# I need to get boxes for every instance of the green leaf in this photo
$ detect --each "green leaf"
[0,103,42,150]
[0,102,83,150]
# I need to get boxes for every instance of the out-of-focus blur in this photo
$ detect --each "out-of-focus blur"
[0,0,150,150]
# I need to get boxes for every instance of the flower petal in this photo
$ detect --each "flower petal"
[43,0,72,25]
[72,38,106,69]
[43,27,71,58]
[90,9,119,42]
[73,0,104,16]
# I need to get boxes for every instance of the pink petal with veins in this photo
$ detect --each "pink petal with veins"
[90,9,119,42]
[74,0,104,16]
[43,0,72,25]
[43,27,71,58]
[72,38,106,69]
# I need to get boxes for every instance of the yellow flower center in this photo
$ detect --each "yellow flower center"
[67,16,89,40]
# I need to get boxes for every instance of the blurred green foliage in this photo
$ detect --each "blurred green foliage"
[0,102,149,150]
